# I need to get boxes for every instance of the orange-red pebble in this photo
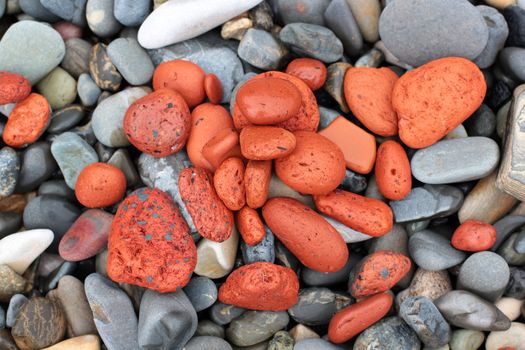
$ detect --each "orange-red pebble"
[75,163,126,208]
[285,58,327,91]
[375,140,412,200]
[318,116,376,174]
[0,71,31,105]
[244,160,272,209]
[178,167,233,242]
[275,131,345,195]
[328,293,393,343]
[152,59,206,109]
[204,73,223,104]
[202,128,243,171]
[236,206,266,246]
[344,67,398,136]
[314,189,393,237]
[187,103,234,171]
[349,251,411,298]
[218,262,299,311]
[451,220,497,252]
[392,57,486,149]
[240,126,296,160]
[124,88,191,157]
[262,197,349,272]
[3,93,50,148]
[213,157,246,211]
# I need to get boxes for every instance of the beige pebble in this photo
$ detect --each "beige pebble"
[495,297,525,321]
[194,227,238,279]
[486,322,525,350]
[42,335,100,350]
[221,17,253,40]
[289,324,319,343]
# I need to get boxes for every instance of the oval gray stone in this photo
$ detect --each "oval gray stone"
[323,0,363,57]
[499,46,525,83]
[183,277,217,312]
[78,73,101,107]
[114,0,150,27]
[411,137,500,184]
[107,38,154,86]
[86,0,121,37]
[378,0,488,67]
[238,28,289,71]
[354,316,421,350]
[184,336,232,350]
[277,0,330,26]
[210,302,245,326]
[409,229,467,271]
[19,0,60,21]
[0,147,19,197]
[473,5,509,69]
[15,142,57,192]
[288,288,338,326]
[226,311,289,347]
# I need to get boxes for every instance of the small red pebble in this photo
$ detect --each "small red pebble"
[124,88,191,157]
[236,206,266,246]
[218,262,299,311]
[107,188,197,292]
[244,160,272,209]
[213,157,246,211]
[285,58,327,91]
[328,293,393,343]
[375,140,412,200]
[344,67,398,137]
[314,189,393,237]
[152,59,206,108]
[275,131,346,195]
[451,220,497,252]
[179,167,234,242]
[262,197,349,272]
[75,163,126,208]
[236,76,302,125]
[204,73,223,104]
[349,251,411,298]
[0,71,31,105]
[240,126,296,160]
[202,128,243,171]
[3,93,50,148]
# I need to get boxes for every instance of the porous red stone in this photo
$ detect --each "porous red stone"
[75,163,127,208]
[244,160,272,209]
[240,126,296,160]
[236,206,266,246]
[213,157,246,211]
[285,58,327,91]
[0,71,31,105]
[451,220,497,252]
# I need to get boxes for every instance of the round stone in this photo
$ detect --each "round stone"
[504,5,525,48]
[409,229,467,271]
[278,0,330,25]
[86,0,121,37]
[210,302,246,326]
[107,38,154,86]
[238,28,289,71]
[183,277,218,312]
[194,228,239,279]
[47,105,85,135]
[36,67,77,110]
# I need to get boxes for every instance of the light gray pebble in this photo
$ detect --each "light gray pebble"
[78,73,101,107]
[474,5,509,69]
[226,311,289,347]
[184,336,232,350]
[107,38,154,86]
[86,0,121,38]
[409,229,467,271]
[40,0,87,27]
[114,0,150,27]
[183,277,217,312]
[323,0,363,57]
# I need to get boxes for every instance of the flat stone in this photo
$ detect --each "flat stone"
[6,294,27,328]
[19,0,59,21]
[194,227,239,279]
[184,336,232,350]
[43,261,76,293]
[474,5,509,69]
[288,288,338,326]
[50,132,98,188]
[277,0,330,25]
[108,149,141,187]
[37,67,77,110]
[409,229,467,271]
[294,338,343,350]
[279,23,343,63]
[41,335,101,350]
[0,20,65,84]
[323,0,363,57]
[301,253,361,287]
[435,290,511,331]
[183,277,218,312]
[238,28,289,71]
[0,147,19,197]
[391,185,464,223]
[114,0,150,27]
[0,229,53,274]
[411,137,499,184]
[57,276,97,337]
[0,212,22,239]
[347,0,381,42]
[195,320,224,338]
[210,302,246,326]
[0,265,28,302]
[138,289,197,350]
[107,38,154,86]
[318,106,340,130]
[77,73,101,107]
[61,38,91,79]
[84,273,139,350]
[353,316,421,350]
[226,310,289,347]
[86,0,121,37]
[40,0,87,27]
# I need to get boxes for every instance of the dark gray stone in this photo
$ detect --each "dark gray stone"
[0,213,22,239]
[86,0,121,38]
[184,336,232,350]
[474,5,509,69]
[210,302,246,326]
[288,288,338,326]
[114,0,150,27]
[47,105,85,134]
[0,147,19,197]
[5,294,27,328]
[323,0,363,57]
[497,232,525,265]
[464,104,496,137]
[183,277,217,312]
[409,229,467,271]
[226,311,289,347]
[279,23,343,63]
[504,5,525,48]
[505,266,525,299]
[107,38,154,86]
[94,143,115,163]
[61,38,91,79]
[241,226,275,264]
[43,261,76,293]
[238,28,289,71]
[277,0,330,25]
[19,0,59,21]
[500,46,525,82]
[514,229,525,253]
[40,0,87,26]
[78,73,101,107]
[354,316,421,350]
[340,169,367,193]
[195,320,225,338]
[138,289,197,350]
[108,148,141,187]
[318,106,340,129]
[379,0,488,67]
[301,253,361,287]
[492,215,525,252]
[38,180,76,201]
[16,141,57,192]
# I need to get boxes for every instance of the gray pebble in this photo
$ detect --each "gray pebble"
[473,5,509,69]
[301,253,361,287]
[369,224,409,255]
[210,302,246,326]
[464,104,497,137]
[5,294,27,328]
[38,179,75,201]
[241,226,275,264]
[184,336,232,350]
[318,106,340,129]
[183,277,217,312]
[226,311,289,347]
[86,0,121,37]
[499,46,525,83]
[294,338,344,350]
[409,229,467,271]
[108,148,141,187]
[492,215,525,252]
[277,0,330,26]
[514,229,525,253]
[19,0,59,21]
[0,147,19,197]
[323,0,363,57]
[238,28,289,71]
[505,267,525,299]
[114,0,150,27]
[288,288,338,326]
[279,23,343,63]
[497,232,525,265]
[107,38,154,86]
[268,330,293,350]
[195,320,225,338]
[340,169,367,193]
[40,0,87,27]
[15,142,57,192]
[503,5,525,48]
[354,316,421,350]
[0,212,22,239]
[78,73,101,107]
[48,105,85,135]
[61,38,91,79]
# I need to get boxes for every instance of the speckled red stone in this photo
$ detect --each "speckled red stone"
[0,71,31,105]
[218,262,299,311]
[107,187,197,292]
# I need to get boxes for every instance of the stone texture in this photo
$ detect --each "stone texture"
[323,0,363,57]
[85,0,121,37]
[107,38,154,86]
[57,276,97,337]
[226,311,289,347]
[353,316,421,350]
[409,229,467,271]
[474,5,509,69]
[238,28,289,71]
[0,147,19,197]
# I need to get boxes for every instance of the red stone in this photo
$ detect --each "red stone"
[451,220,497,252]
[218,262,299,311]
[213,157,246,211]
[204,73,223,105]
[107,188,197,292]
[0,71,31,105]
[59,209,113,261]
[285,58,327,91]
[236,206,265,246]
[240,126,296,160]
[75,163,127,208]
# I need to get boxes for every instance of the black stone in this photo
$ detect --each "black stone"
[16,142,57,192]
[504,5,525,48]
[0,212,22,239]
[47,105,86,134]
[38,180,76,202]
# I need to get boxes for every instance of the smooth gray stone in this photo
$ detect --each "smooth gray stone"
[19,0,59,21]
[78,73,101,107]
[390,185,464,223]
[277,0,330,25]
[38,179,76,201]
[499,46,525,82]
[409,230,467,271]
[138,151,196,234]
[183,277,217,312]
[275,240,301,271]
[0,103,14,118]
[294,339,344,350]
[195,320,224,338]
[464,104,497,137]
[505,266,525,298]
[411,137,499,184]
[61,38,91,79]
[40,0,87,26]
[279,23,343,63]
[238,28,289,71]
[301,253,361,287]
[241,226,275,264]
[378,0,488,67]
[85,273,139,350]
[108,148,141,187]
[86,0,121,37]
[15,141,57,192]
[457,252,510,302]
[399,296,451,348]
[354,316,421,350]
[318,106,340,129]
[369,224,409,255]
[323,215,372,243]
[323,0,363,57]
[5,294,27,328]
[184,336,232,350]
[138,289,197,350]
[474,5,509,69]
[114,0,150,27]
[107,38,154,86]
[47,105,85,134]
[226,311,289,347]
[44,261,76,292]
[497,232,525,265]
[0,147,19,197]
[340,168,367,194]
[50,132,98,189]
[0,20,65,85]
[514,229,525,253]
[288,288,338,326]
[0,212,22,239]
[435,290,511,331]
[491,215,525,252]
[210,303,246,326]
